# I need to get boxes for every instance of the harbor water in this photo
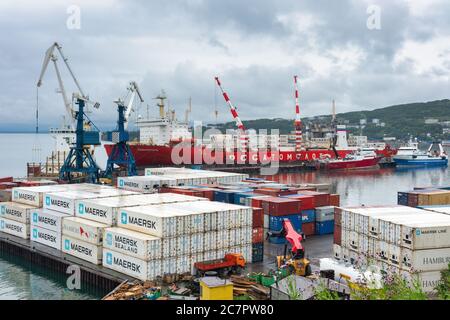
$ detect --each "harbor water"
[0,133,449,299]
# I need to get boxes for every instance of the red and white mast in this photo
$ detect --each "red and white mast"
[215,76,247,151]
[293,75,303,152]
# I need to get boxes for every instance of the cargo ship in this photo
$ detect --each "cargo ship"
[104,91,395,167]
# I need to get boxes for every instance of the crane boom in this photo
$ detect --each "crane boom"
[122,81,144,130]
[215,76,247,151]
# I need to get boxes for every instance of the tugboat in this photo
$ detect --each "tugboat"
[393,141,448,167]
[316,150,382,170]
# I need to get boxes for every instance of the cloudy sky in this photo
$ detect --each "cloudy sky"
[0,0,449,131]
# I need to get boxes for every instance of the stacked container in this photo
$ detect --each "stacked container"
[251,207,264,262]
[117,176,177,192]
[315,206,335,235]
[334,205,450,293]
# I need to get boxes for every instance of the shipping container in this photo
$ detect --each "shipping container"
[103,227,162,261]
[282,194,315,211]
[31,209,68,233]
[298,191,330,207]
[397,192,409,206]
[252,227,264,244]
[417,190,450,206]
[400,270,442,293]
[63,217,107,245]
[162,256,177,274]
[62,236,102,265]
[268,236,286,244]
[251,196,271,209]
[76,193,206,226]
[251,242,264,262]
[315,206,335,222]
[400,246,450,272]
[117,175,177,192]
[233,192,255,205]
[44,189,138,215]
[0,201,35,223]
[333,224,341,245]
[252,207,264,228]
[103,248,162,281]
[301,210,315,223]
[333,244,342,260]
[401,219,450,250]
[12,185,69,207]
[261,197,302,216]
[315,220,334,235]
[0,217,29,239]
[329,194,340,207]
[269,214,302,233]
[302,222,315,237]
[334,207,342,226]
[31,226,62,250]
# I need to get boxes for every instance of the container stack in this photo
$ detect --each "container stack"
[117,176,177,193]
[315,206,335,235]
[101,201,253,280]
[333,205,450,292]
[251,207,264,262]
[398,189,450,207]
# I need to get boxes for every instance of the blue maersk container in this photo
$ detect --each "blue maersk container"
[301,210,315,223]
[269,214,302,233]
[315,220,334,235]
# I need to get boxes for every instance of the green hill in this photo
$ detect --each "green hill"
[212,99,450,141]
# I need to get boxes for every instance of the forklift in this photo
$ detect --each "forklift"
[268,219,312,277]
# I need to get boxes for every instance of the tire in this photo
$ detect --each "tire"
[305,264,312,277]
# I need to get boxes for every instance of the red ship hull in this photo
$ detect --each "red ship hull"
[319,156,382,170]
[104,144,393,167]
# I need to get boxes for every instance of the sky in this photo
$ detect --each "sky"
[0,0,449,132]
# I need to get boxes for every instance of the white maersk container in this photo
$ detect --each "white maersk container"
[62,236,102,265]
[103,248,162,281]
[401,219,450,250]
[12,185,69,207]
[76,193,206,225]
[31,226,62,250]
[0,202,35,223]
[190,233,204,254]
[0,217,29,239]
[400,246,450,272]
[63,217,107,245]
[44,189,138,215]
[162,237,177,258]
[117,204,190,237]
[162,256,177,274]
[117,176,177,192]
[176,234,191,256]
[103,227,161,261]
[31,209,68,233]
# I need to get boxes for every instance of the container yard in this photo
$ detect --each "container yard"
[1,166,449,301]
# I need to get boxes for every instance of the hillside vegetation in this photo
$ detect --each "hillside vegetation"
[213,99,450,141]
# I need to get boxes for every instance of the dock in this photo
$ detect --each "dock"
[0,232,134,293]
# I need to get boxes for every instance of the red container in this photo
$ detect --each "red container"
[191,188,215,201]
[334,224,342,245]
[254,188,299,197]
[334,207,342,226]
[285,195,315,210]
[252,227,264,244]
[298,191,330,207]
[261,197,302,216]
[302,222,315,237]
[329,194,340,207]
[407,192,419,207]
[252,207,264,228]
[251,196,271,209]
[18,181,40,187]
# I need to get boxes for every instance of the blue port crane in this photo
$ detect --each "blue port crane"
[104,81,144,177]
[59,94,102,183]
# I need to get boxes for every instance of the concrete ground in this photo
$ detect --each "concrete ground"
[247,234,334,274]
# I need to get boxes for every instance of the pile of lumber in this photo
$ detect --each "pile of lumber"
[102,280,159,300]
[230,276,270,300]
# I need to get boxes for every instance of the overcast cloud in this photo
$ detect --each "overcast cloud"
[0,0,449,131]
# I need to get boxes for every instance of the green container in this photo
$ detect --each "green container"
[248,273,263,283]
[261,275,276,287]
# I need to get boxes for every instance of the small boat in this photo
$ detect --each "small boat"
[393,142,448,167]
[316,150,382,170]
